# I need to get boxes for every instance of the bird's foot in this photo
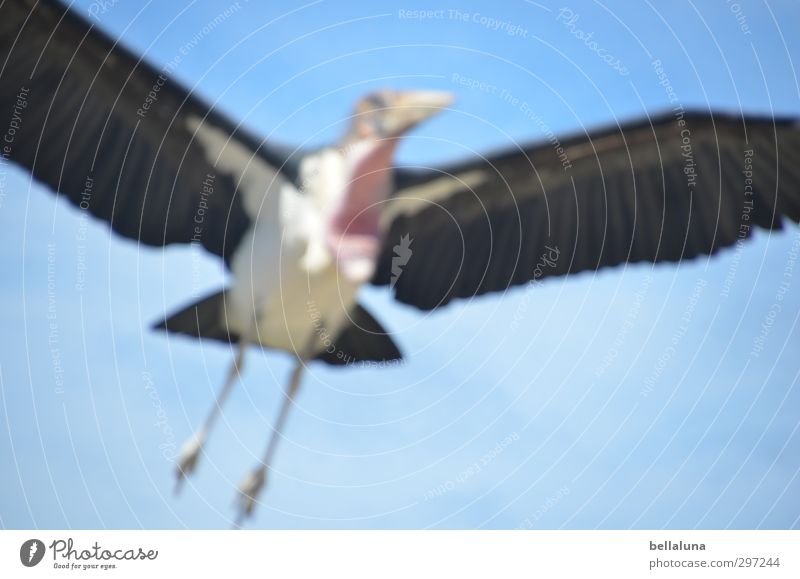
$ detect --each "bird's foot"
[233,465,267,527]
[174,430,206,494]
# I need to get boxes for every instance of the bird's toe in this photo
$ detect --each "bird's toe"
[174,431,207,493]
[234,465,268,524]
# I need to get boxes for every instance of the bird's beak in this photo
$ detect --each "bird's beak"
[382,90,454,136]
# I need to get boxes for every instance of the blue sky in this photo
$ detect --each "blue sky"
[1,0,799,529]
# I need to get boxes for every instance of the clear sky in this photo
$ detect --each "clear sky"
[1,0,799,529]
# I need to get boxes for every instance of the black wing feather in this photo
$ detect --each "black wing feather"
[0,0,296,262]
[374,111,800,310]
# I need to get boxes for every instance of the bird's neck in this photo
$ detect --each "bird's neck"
[326,138,398,282]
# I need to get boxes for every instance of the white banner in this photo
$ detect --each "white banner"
[1,531,797,578]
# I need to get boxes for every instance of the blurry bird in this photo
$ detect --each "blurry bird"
[2,0,799,523]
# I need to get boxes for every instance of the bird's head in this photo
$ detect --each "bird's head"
[347,89,454,141]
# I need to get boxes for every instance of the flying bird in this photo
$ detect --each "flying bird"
[3,0,799,523]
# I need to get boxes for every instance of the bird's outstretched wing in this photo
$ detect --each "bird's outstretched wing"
[0,0,294,261]
[373,111,800,310]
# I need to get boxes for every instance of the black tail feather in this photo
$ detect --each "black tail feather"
[315,304,403,366]
[153,292,402,367]
[153,290,239,343]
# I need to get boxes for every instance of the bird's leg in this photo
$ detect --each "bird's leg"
[175,332,249,493]
[234,338,316,526]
